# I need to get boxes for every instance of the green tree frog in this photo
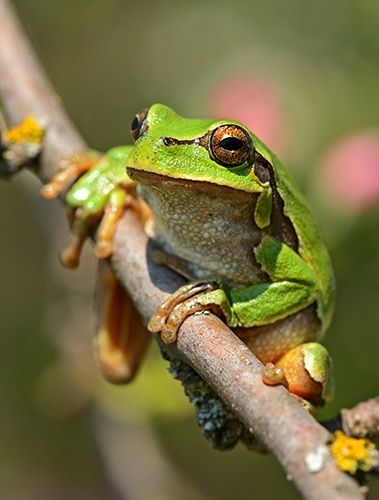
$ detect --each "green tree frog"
[41,104,335,406]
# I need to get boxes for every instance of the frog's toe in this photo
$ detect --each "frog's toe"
[262,362,289,388]
[148,280,220,335]
[161,292,225,344]
[59,205,99,268]
[94,187,128,258]
[149,283,230,344]
[261,362,315,411]
[59,233,87,268]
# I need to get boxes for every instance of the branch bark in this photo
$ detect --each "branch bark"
[0,1,365,498]
[323,397,379,439]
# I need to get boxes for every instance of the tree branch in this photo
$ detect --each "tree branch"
[0,1,366,498]
[323,397,379,439]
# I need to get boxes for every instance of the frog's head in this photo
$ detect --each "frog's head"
[127,104,271,196]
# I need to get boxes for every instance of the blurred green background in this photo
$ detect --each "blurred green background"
[1,0,379,498]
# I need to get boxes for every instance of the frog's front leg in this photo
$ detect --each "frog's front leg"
[40,146,151,383]
[42,146,149,267]
[150,281,332,405]
[150,236,333,406]
[150,235,319,343]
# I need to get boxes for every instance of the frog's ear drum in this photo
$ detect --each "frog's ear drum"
[209,124,253,167]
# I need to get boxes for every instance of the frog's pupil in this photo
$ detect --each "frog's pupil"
[219,136,243,151]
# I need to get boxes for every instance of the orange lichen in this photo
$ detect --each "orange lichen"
[330,430,379,474]
[3,115,45,145]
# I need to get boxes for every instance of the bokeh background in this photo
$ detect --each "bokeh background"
[1,0,379,498]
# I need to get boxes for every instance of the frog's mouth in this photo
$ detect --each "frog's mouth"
[127,167,253,198]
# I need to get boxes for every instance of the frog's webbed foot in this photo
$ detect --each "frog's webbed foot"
[261,342,333,407]
[261,361,314,411]
[40,152,101,268]
[59,186,143,268]
[41,147,150,268]
[148,279,233,344]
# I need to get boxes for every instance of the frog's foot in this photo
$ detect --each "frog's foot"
[58,205,96,268]
[40,152,99,200]
[43,147,149,268]
[262,363,314,412]
[59,186,140,268]
[94,189,150,259]
[1,115,45,175]
[148,279,233,344]
[262,342,334,407]
[95,260,150,383]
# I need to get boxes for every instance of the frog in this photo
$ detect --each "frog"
[40,103,335,406]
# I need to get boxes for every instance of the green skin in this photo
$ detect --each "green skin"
[67,104,335,401]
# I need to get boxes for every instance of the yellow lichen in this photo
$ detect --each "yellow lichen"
[331,430,378,474]
[3,115,45,145]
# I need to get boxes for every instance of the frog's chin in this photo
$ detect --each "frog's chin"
[127,166,252,196]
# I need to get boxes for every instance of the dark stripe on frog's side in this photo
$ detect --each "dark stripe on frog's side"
[253,135,335,330]
[253,154,299,252]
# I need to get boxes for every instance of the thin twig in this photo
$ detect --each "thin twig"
[323,397,379,439]
[0,1,366,498]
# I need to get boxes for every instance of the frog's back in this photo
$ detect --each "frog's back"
[254,136,335,331]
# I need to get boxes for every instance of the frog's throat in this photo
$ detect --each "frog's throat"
[127,167,255,196]
[131,168,265,287]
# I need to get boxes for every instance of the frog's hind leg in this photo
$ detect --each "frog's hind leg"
[272,342,334,407]
[95,260,150,384]
[235,305,333,406]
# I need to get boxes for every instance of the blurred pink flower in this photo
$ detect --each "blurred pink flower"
[208,74,289,156]
[319,131,379,210]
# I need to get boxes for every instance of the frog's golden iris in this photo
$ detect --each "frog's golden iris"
[209,124,253,167]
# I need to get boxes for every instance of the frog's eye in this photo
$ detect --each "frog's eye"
[209,125,253,167]
[130,108,148,142]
